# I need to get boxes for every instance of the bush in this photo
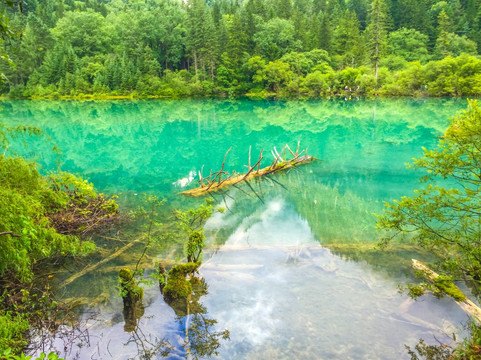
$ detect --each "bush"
[0,156,96,282]
[0,313,29,354]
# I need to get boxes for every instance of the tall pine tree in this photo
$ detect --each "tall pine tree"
[366,0,390,80]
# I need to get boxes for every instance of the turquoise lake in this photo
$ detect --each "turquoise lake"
[0,98,474,359]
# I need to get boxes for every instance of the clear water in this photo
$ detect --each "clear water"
[0,98,472,359]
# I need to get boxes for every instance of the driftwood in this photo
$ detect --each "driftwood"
[181,143,316,197]
[412,259,481,323]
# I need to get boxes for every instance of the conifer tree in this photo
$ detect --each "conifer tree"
[366,0,390,80]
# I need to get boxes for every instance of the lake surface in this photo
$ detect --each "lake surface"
[0,98,473,359]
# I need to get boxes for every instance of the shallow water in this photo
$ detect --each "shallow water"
[0,98,472,359]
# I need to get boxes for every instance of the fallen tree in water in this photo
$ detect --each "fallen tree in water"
[180,143,317,197]
[411,259,481,323]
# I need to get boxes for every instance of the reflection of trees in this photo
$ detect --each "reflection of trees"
[119,272,229,359]
[124,322,172,360]
[202,172,438,276]
[165,276,230,360]
[0,98,465,197]
[121,285,173,359]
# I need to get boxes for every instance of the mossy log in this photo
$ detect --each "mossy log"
[181,154,316,197]
[412,259,481,323]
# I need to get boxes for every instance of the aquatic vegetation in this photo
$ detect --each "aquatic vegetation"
[174,198,224,263]
[433,276,466,302]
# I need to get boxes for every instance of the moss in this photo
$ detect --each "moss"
[162,262,200,301]
[407,284,426,299]
[433,275,466,301]
[118,268,143,305]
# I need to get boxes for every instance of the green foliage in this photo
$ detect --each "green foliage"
[378,99,481,293]
[406,321,481,359]
[51,10,112,58]
[174,198,223,263]
[162,199,222,301]
[453,321,481,359]
[1,350,64,360]
[118,268,144,304]
[387,27,430,63]
[2,0,481,97]
[402,275,466,302]
[405,338,452,360]
[253,18,300,60]
[0,0,19,81]
[0,312,29,354]
[433,275,466,301]
[0,156,96,282]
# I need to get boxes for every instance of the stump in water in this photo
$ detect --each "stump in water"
[119,268,144,306]
[162,262,200,303]
[158,264,167,292]
[180,143,317,197]
[119,268,145,332]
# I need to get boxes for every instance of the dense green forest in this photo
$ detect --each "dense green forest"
[2,0,481,98]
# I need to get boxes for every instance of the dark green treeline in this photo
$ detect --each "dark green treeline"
[2,0,481,98]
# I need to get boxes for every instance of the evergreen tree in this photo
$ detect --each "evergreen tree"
[186,0,218,77]
[347,0,369,29]
[366,0,390,80]
[276,0,292,19]
[435,9,452,59]
[334,9,362,67]
[318,11,332,53]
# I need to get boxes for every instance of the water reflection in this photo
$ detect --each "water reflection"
[117,267,229,359]
[0,99,473,358]
[0,98,466,198]
[200,197,468,359]
[123,322,171,359]
[164,276,230,359]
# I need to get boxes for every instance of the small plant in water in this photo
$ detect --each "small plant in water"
[174,198,225,264]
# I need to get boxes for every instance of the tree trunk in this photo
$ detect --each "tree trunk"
[374,30,379,81]
[412,259,481,323]
[193,49,198,76]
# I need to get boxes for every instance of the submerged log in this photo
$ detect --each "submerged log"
[412,259,481,323]
[59,240,140,288]
[181,143,317,197]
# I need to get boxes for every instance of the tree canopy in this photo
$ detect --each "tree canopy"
[1,0,481,98]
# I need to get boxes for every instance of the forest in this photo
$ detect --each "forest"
[2,0,481,359]
[2,0,481,98]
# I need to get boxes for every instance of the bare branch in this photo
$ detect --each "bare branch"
[0,231,21,238]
